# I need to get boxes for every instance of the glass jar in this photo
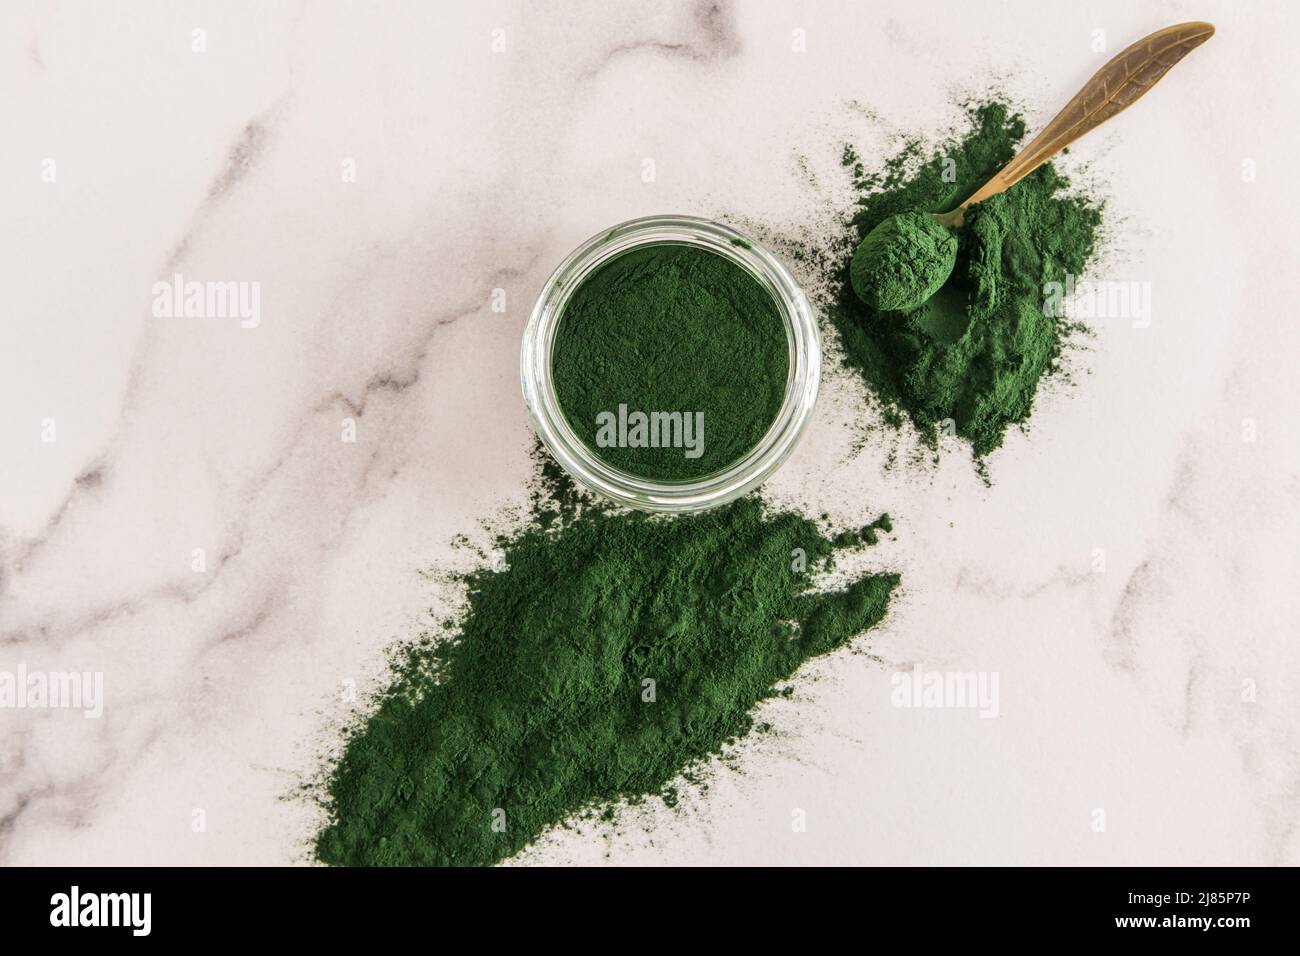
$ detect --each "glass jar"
[521,215,820,513]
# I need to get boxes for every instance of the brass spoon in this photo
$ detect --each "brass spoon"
[931,21,1216,230]
[851,22,1215,313]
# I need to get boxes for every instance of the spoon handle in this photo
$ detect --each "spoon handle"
[956,22,1215,215]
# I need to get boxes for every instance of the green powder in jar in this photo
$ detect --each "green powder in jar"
[551,244,789,481]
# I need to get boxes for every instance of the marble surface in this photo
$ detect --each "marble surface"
[3,0,1298,866]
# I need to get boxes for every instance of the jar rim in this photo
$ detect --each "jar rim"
[521,215,821,514]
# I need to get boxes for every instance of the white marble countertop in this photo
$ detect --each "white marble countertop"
[3,0,1298,865]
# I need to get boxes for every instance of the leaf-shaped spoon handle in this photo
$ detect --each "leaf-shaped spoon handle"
[933,21,1215,228]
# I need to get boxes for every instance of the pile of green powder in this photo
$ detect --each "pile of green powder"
[832,101,1103,458]
[552,244,788,481]
[315,467,897,866]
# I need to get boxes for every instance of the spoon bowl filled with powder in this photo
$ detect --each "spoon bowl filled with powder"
[522,216,820,512]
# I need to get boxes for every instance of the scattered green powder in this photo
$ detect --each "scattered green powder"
[831,512,890,548]
[859,512,892,545]
[315,470,897,866]
[552,244,788,481]
[850,211,957,312]
[312,97,1089,867]
[832,101,1103,458]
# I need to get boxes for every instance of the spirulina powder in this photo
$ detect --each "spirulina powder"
[551,243,788,481]
[315,460,897,867]
[832,101,1104,460]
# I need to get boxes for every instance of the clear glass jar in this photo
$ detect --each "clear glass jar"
[521,215,820,513]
